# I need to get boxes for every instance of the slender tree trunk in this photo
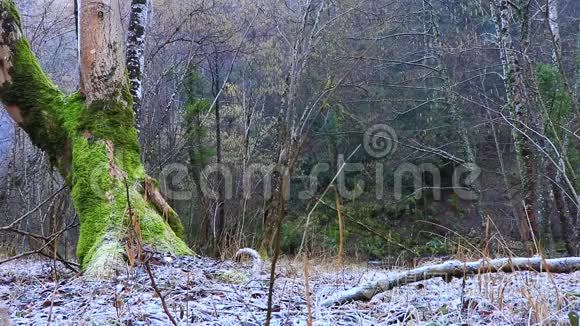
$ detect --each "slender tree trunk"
[576,21,580,99]
[335,188,345,265]
[429,9,484,231]
[0,0,190,278]
[260,1,324,258]
[259,78,290,257]
[237,93,255,247]
[211,55,225,255]
[551,146,578,255]
[547,0,560,64]
[127,0,149,132]
[520,2,552,245]
[544,0,579,254]
[494,0,540,241]
[488,112,521,236]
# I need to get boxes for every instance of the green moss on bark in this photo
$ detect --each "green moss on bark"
[72,135,191,267]
[79,84,143,177]
[164,211,186,240]
[71,96,191,267]
[0,38,69,173]
[1,0,22,29]
[127,187,190,253]
[71,137,114,265]
[0,0,192,274]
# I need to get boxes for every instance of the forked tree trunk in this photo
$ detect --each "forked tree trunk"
[0,0,191,278]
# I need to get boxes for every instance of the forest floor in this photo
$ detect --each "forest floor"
[0,254,579,325]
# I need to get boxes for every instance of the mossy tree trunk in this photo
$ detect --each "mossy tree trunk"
[0,0,191,278]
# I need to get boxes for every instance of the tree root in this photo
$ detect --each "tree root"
[321,257,580,307]
[143,176,185,239]
[82,234,126,280]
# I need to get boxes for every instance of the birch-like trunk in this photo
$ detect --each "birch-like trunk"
[494,0,541,241]
[127,0,149,131]
[545,0,579,254]
[547,0,560,64]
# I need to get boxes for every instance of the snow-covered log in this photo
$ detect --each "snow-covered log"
[321,257,580,307]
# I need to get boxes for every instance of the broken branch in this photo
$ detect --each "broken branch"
[321,257,580,307]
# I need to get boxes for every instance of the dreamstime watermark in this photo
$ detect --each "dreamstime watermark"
[364,124,398,158]
[88,124,482,202]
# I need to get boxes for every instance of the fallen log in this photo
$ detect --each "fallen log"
[321,257,580,307]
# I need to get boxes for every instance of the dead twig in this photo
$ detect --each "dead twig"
[0,221,78,268]
[303,253,313,326]
[144,257,178,326]
[0,186,66,231]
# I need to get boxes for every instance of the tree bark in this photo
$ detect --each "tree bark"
[0,0,191,278]
[127,0,149,131]
[211,54,226,255]
[547,0,560,65]
[576,21,580,100]
[435,44,484,231]
[79,0,126,103]
[335,188,345,265]
[494,0,540,241]
[551,159,578,255]
[260,2,323,258]
[322,256,580,306]
[543,0,579,255]
[488,112,522,235]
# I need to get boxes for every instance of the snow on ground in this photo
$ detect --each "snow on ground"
[0,255,578,325]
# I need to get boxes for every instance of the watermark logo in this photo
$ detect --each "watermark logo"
[364,124,398,158]
[85,124,481,203]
